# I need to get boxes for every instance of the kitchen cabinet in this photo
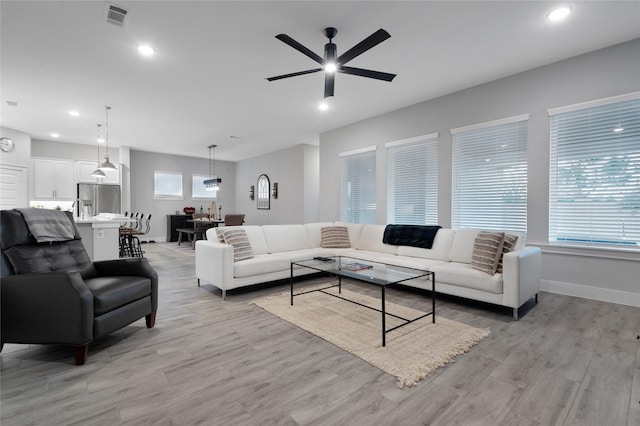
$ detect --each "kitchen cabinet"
[76,161,120,184]
[33,159,75,199]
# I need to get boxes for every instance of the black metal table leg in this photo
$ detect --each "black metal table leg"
[382,286,386,347]
[290,263,294,306]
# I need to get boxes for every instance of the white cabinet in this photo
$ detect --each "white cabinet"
[33,159,75,199]
[76,161,120,184]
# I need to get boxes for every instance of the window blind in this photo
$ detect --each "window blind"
[341,149,376,224]
[386,134,438,225]
[549,95,640,247]
[451,117,528,231]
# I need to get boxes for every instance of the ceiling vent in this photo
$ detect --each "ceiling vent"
[104,3,129,28]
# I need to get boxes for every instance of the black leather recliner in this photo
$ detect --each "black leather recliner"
[0,210,158,365]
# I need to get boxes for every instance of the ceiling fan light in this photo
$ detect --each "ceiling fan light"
[324,62,337,73]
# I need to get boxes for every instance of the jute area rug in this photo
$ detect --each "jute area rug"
[252,287,490,388]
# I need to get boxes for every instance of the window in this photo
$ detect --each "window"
[451,115,528,231]
[340,147,376,224]
[192,174,216,199]
[154,171,183,200]
[549,93,640,247]
[386,134,438,225]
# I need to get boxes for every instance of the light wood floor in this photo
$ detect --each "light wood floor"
[1,242,639,425]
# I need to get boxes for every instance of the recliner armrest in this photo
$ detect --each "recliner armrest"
[93,258,158,310]
[1,271,94,345]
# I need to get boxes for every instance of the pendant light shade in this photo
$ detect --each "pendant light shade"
[204,144,221,191]
[99,105,117,171]
[91,124,106,178]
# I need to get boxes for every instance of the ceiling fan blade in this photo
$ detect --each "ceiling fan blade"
[275,34,324,65]
[324,73,335,98]
[266,68,322,81]
[339,66,396,82]
[337,29,391,65]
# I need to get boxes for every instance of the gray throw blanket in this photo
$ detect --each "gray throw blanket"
[15,208,75,243]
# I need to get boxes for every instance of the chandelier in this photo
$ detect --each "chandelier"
[204,144,221,191]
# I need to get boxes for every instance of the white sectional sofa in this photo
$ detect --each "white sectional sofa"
[195,222,541,319]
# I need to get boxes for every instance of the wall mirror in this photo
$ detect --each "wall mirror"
[257,174,270,210]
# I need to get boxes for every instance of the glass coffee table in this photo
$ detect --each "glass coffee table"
[290,256,435,347]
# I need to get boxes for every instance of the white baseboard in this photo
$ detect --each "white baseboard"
[541,279,640,307]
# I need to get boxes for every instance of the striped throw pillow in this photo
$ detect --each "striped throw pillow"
[471,231,505,275]
[222,228,253,262]
[321,226,351,248]
[496,234,518,274]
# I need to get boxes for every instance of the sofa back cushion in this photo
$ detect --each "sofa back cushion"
[356,224,398,255]
[397,229,455,261]
[448,229,481,263]
[262,225,311,253]
[242,226,269,255]
[304,222,336,248]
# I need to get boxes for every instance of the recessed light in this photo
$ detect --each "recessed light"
[51,133,59,138]
[318,102,329,111]
[138,44,154,57]
[69,110,80,117]
[97,137,105,143]
[548,6,571,22]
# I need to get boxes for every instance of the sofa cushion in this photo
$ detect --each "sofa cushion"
[242,226,269,255]
[448,229,480,264]
[430,262,504,294]
[233,254,291,278]
[262,225,311,253]
[357,224,398,255]
[397,229,455,262]
[496,233,519,274]
[222,228,254,262]
[321,226,351,248]
[471,231,505,275]
[85,275,151,315]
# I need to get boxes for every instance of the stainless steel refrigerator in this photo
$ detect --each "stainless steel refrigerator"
[77,183,121,217]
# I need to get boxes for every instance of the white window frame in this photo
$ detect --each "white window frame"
[340,146,377,224]
[451,114,529,232]
[386,133,438,225]
[192,174,217,199]
[548,92,640,249]
[154,171,183,200]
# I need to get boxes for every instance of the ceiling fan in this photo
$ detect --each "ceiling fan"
[266,27,396,98]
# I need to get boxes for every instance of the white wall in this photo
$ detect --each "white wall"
[318,39,640,307]
[235,144,319,225]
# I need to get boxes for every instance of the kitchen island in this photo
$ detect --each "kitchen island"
[75,215,129,261]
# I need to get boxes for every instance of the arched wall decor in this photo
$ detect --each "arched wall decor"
[257,174,270,210]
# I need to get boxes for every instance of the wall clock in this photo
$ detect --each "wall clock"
[0,137,15,152]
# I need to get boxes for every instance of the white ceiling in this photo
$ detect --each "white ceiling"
[1,1,639,161]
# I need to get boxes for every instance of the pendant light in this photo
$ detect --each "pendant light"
[204,144,222,191]
[90,124,106,178]
[99,105,117,171]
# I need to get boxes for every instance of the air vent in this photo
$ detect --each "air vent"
[6,100,18,107]
[104,3,129,27]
